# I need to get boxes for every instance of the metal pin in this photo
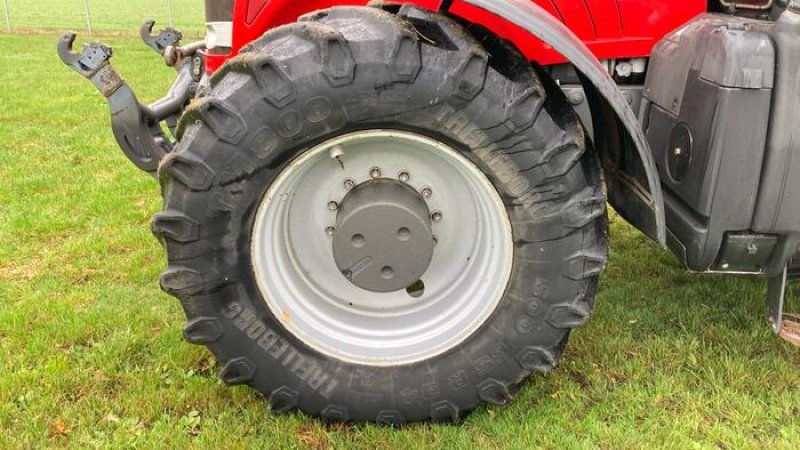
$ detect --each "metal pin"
[330,145,345,169]
[330,145,344,160]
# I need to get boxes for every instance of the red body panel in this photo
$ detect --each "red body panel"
[205,0,707,72]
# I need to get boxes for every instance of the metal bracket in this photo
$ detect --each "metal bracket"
[58,31,200,176]
[57,33,123,97]
[140,20,206,68]
[140,19,182,55]
[766,261,800,346]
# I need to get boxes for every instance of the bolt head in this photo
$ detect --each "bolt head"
[328,201,339,211]
[431,211,443,222]
[398,171,410,182]
[568,91,584,106]
[325,226,336,237]
[344,178,355,190]
[370,167,382,179]
[421,187,433,199]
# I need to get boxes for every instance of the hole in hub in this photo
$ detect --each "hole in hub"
[351,234,365,248]
[406,279,425,298]
[397,227,410,241]
[381,266,394,280]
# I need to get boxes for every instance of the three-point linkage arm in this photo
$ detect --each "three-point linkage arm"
[57,22,205,177]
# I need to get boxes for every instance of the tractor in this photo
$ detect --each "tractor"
[58,0,800,423]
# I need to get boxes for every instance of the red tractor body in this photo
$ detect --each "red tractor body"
[206,0,708,72]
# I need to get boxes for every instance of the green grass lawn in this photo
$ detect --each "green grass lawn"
[1,31,799,449]
[2,0,205,36]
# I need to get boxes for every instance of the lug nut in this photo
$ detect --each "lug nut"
[370,167,382,179]
[431,211,443,222]
[398,171,410,182]
[421,187,433,199]
[325,226,336,237]
[328,201,339,211]
[344,178,355,190]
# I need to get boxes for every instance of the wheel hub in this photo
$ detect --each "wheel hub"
[332,178,434,292]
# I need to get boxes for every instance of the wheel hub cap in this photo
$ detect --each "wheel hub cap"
[333,178,434,293]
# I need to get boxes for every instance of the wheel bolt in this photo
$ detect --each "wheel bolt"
[398,171,410,182]
[344,178,355,190]
[421,187,433,199]
[370,167,382,179]
[325,226,336,237]
[328,201,339,211]
[431,211,443,222]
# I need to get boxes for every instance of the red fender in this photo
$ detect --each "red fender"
[205,0,441,73]
[447,0,705,65]
[207,0,704,72]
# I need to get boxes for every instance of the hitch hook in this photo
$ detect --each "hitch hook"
[140,20,206,68]
[140,20,183,55]
[58,32,177,176]
[58,32,123,98]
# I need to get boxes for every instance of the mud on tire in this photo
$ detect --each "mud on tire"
[153,5,608,423]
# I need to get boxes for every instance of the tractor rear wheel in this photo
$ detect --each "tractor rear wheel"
[154,5,608,423]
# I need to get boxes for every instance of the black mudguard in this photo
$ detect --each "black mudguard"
[453,0,667,246]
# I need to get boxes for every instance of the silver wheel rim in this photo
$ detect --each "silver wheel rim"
[251,130,514,366]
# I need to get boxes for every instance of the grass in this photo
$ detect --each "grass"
[1,28,800,449]
[2,0,205,36]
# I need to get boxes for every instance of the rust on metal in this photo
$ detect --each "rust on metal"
[780,314,800,346]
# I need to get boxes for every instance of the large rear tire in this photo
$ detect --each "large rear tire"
[154,5,608,423]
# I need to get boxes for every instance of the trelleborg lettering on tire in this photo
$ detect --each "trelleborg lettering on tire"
[224,302,339,399]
